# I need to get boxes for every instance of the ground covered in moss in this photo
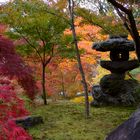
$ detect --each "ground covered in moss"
[28,101,136,140]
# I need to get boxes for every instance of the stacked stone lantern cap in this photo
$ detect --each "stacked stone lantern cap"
[92,35,139,73]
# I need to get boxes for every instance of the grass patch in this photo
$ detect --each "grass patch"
[28,101,135,140]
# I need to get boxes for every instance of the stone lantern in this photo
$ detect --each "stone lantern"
[91,35,139,106]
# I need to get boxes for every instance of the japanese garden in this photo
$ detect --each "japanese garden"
[0,0,140,140]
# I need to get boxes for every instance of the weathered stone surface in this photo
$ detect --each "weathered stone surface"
[100,74,125,96]
[100,60,139,73]
[13,116,43,129]
[106,108,140,140]
[90,85,120,106]
[99,74,138,105]
[110,50,129,61]
[109,35,128,39]
[92,38,135,52]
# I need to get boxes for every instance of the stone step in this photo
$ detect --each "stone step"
[12,116,43,129]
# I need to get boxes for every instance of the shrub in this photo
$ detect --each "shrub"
[71,96,93,103]
[0,78,32,140]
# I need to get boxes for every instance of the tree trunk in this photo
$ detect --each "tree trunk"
[68,0,90,118]
[42,64,47,105]
[61,72,66,98]
[127,12,140,62]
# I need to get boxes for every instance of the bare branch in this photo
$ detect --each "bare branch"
[15,28,43,63]
[115,7,132,35]
[107,0,130,14]
[35,27,46,47]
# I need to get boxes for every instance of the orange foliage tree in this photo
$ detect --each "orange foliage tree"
[35,17,109,99]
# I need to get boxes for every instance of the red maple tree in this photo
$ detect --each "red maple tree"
[0,35,37,99]
[0,78,32,140]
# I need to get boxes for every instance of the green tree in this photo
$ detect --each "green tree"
[76,7,126,35]
[0,0,71,105]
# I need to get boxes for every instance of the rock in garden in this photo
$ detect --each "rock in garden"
[106,108,140,140]
[13,116,43,129]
